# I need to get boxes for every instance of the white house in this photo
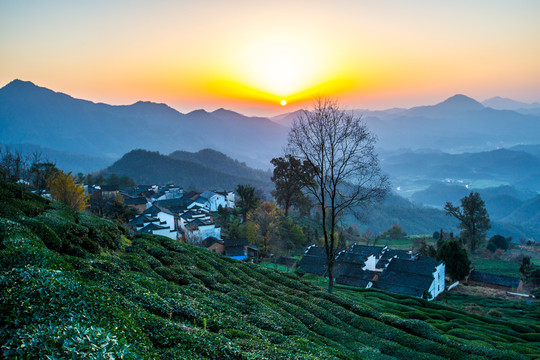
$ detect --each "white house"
[372,257,445,300]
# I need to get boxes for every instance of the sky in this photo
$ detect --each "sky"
[1,0,539,115]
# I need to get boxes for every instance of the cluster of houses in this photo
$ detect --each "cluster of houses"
[299,244,446,300]
[88,184,232,242]
[87,183,260,261]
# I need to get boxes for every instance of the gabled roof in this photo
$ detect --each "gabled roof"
[334,250,367,278]
[200,190,218,199]
[303,244,327,257]
[130,214,159,227]
[124,197,147,205]
[372,271,433,297]
[386,256,440,277]
[350,244,385,258]
[156,198,188,208]
[139,223,170,234]
[299,255,327,276]
[144,204,175,217]
[201,237,223,248]
[224,238,248,248]
[469,271,521,288]
[299,245,327,276]
[101,185,119,191]
[336,270,376,288]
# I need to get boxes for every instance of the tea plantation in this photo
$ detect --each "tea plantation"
[1,181,537,359]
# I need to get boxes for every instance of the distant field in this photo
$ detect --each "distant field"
[471,257,523,278]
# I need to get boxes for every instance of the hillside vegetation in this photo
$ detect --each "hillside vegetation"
[105,149,272,193]
[1,181,538,359]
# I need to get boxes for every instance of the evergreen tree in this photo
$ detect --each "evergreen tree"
[436,240,471,281]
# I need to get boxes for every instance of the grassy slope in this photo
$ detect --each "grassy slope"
[0,181,537,359]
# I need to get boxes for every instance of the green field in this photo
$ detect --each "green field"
[1,180,538,359]
[470,257,523,278]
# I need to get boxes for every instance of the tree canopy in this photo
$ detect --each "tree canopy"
[47,170,89,211]
[270,154,313,216]
[288,98,389,292]
[236,184,260,220]
[436,240,471,281]
[444,192,490,253]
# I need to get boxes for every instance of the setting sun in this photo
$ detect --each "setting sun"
[280,100,287,106]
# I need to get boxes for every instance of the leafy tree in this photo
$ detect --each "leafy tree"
[380,224,407,240]
[236,184,260,220]
[418,239,437,257]
[270,154,313,216]
[47,170,89,211]
[519,257,540,286]
[487,234,510,253]
[248,201,281,255]
[444,192,490,253]
[288,98,389,293]
[436,240,471,281]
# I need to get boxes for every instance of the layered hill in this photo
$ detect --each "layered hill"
[382,148,540,191]
[1,181,536,359]
[410,183,540,240]
[0,80,287,168]
[104,149,272,193]
[0,143,112,174]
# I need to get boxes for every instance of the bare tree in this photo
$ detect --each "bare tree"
[288,98,389,292]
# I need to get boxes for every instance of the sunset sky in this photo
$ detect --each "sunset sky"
[1,0,539,115]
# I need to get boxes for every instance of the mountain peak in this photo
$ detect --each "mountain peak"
[441,94,483,107]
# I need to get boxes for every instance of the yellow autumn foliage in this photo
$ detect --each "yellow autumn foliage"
[47,170,89,211]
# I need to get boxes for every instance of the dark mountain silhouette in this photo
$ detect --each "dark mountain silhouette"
[0,80,287,168]
[104,149,272,193]
[168,148,270,182]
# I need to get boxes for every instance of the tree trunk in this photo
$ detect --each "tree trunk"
[327,259,334,293]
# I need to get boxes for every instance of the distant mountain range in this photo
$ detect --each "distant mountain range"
[104,148,272,193]
[0,143,112,173]
[2,80,540,170]
[0,79,287,169]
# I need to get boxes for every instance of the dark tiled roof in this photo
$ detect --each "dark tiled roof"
[299,255,327,276]
[336,270,376,288]
[138,223,169,234]
[143,205,161,216]
[124,197,147,205]
[156,198,188,208]
[130,214,159,227]
[386,257,439,277]
[469,271,521,288]
[304,245,327,257]
[334,251,367,278]
[299,245,328,276]
[350,244,385,258]
[372,271,433,297]
[101,185,119,191]
[224,238,248,247]
[201,237,223,248]
[226,245,247,257]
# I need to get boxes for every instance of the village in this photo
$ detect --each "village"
[85,183,526,302]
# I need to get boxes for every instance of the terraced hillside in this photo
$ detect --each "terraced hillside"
[0,180,537,359]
